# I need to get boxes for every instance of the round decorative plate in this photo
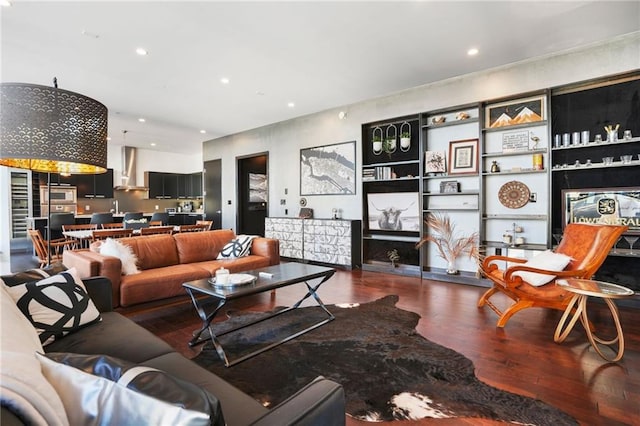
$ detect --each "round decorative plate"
[498,181,530,209]
[208,273,256,287]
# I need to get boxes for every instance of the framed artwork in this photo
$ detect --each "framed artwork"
[439,180,460,193]
[448,139,478,175]
[248,173,268,202]
[367,192,420,232]
[424,150,446,174]
[485,95,546,129]
[562,187,640,234]
[300,141,356,195]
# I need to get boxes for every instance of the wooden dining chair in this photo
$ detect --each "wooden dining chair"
[176,224,209,233]
[102,223,124,229]
[92,228,134,241]
[478,223,628,327]
[28,229,68,267]
[139,226,174,235]
[62,224,98,249]
[195,220,213,231]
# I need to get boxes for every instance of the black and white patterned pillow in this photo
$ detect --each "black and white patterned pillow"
[217,235,257,259]
[4,268,101,345]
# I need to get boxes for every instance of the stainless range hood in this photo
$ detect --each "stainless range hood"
[114,146,149,191]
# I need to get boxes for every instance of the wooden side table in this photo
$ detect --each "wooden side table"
[554,278,634,362]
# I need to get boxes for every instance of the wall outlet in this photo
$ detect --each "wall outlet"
[85,205,90,211]
[280,199,286,205]
[285,188,288,195]
[529,193,537,202]
[285,208,288,215]
[155,205,159,210]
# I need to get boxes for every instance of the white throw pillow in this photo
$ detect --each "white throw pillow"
[4,268,102,346]
[100,238,139,275]
[217,235,257,259]
[0,286,70,425]
[511,250,572,287]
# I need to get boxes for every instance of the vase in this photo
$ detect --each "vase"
[372,141,383,155]
[400,137,411,151]
[446,259,459,275]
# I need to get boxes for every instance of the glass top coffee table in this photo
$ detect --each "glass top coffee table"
[554,278,635,362]
[183,262,335,367]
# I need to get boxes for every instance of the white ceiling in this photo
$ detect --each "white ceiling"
[2,1,639,154]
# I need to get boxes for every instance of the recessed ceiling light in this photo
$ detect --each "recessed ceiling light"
[1,1,12,7]
[287,102,295,108]
[138,118,146,123]
[150,143,156,147]
[256,91,265,96]
[200,130,207,134]
[136,47,148,56]
[467,48,479,56]
[220,78,230,84]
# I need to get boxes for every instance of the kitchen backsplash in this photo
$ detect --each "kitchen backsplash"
[75,191,202,215]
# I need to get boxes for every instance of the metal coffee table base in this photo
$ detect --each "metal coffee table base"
[185,269,334,367]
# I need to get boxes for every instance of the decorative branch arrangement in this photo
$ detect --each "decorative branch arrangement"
[416,212,479,274]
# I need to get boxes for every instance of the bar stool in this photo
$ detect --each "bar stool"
[48,212,75,240]
[150,212,170,225]
[90,212,114,226]
[123,212,147,230]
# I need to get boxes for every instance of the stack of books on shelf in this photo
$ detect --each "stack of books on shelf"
[362,167,393,181]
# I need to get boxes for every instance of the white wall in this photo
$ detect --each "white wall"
[204,33,640,230]
[106,145,202,185]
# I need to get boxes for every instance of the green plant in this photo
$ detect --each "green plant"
[382,137,396,155]
[387,249,400,267]
[400,132,410,138]
[373,134,382,142]
[416,212,479,271]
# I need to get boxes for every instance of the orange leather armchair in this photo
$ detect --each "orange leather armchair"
[478,223,627,327]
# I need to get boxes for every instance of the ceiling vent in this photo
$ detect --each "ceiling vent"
[114,146,148,191]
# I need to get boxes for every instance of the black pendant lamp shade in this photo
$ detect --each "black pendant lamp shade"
[0,82,108,174]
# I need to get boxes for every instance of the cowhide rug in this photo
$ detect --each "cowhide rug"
[193,295,576,424]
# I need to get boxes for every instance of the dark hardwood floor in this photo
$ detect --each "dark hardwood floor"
[125,268,640,426]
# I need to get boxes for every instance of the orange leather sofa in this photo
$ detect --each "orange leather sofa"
[62,229,280,308]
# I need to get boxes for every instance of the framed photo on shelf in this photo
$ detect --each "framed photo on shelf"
[448,138,478,175]
[366,192,420,232]
[439,180,460,193]
[562,187,640,234]
[424,150,446,174]
[300,140,356,195]
[485,95,546,129]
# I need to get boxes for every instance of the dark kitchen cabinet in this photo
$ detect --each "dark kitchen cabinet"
[77,169,114,198]
[146,172,178,199]
[177,174,190,199]
[190,172,203,198]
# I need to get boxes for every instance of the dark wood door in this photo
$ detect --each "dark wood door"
[204,159,222,229]
[237,153,268,236]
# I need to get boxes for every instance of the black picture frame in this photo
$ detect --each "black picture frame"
[300,141,356,195]
[448,139,478,175]
[440,180,460,193]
